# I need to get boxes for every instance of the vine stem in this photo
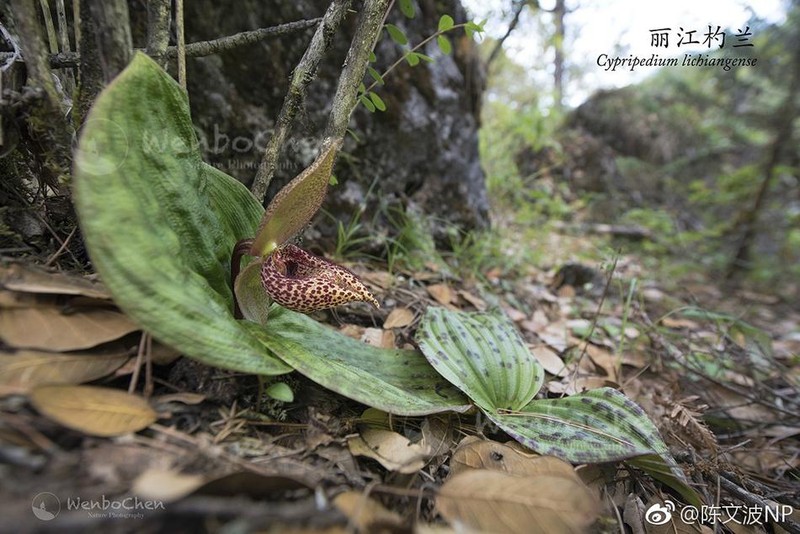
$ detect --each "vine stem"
[231,238,255,319]
[363,23,471,96]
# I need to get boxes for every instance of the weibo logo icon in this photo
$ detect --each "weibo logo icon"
[645,500,676,525]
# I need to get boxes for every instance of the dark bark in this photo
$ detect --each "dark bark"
[250,0,353,203]
[325,0,391,140]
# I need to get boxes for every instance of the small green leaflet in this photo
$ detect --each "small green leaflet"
[369,92,386,112]
[368,67,385,86]
[398,0,414,18]
[437,35,452,55]
[359,93,376,112]
[385,24,408,46]
[438,14,455,32]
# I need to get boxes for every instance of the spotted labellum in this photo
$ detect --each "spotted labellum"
[232,139,379,321]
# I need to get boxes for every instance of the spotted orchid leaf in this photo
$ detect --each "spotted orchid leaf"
[415,308,700,505]
[73,52,290,375]
[250,139,342,257]
[243,307,471,416]
[489,389,702,506]
[416,307,544,412]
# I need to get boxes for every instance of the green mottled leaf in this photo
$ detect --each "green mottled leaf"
[359,93,376,112]
[488,388,702,506]
[369,92,387,112]
[437,35,452,55]
[72,53,470,418]
[405,52,420,67]
[250,139,342,256]
[73,52,290,376]
[398,0,415,19]
[234,259,271,325]
[385,24,408,45]
[368,66,385,86]
[265,382,294,402]
[247,307,471,416]
[438,14,454,32]
[416,308,543,412]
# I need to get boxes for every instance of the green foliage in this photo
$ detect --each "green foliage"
[73,53,471,415]
[415,307,701,505]
[385,24,408,45]
[264,382,294,403]
[73,53,290,376]
[357,11,485,112]
[416,308,543,412]
[479,11,799,289]
[397,0,414,19]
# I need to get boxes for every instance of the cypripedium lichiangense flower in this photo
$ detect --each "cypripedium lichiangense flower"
[232,138,378,321]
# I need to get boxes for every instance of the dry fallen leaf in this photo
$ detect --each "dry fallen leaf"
[348,428,432,474]
[333,491,405,533]
[360,270,395,290]
[458,290,487,311]
[132,469,207,502]
[426,284,455,305]
[502,305,527,322]
[450,438,578,480]
[584,344,619,381]
[1,306,139,351]
[383,307,415,329]
[0,263,111,299]
[30,384,158,437]
[437,469,600,534]
[529,345,570,377]
[359,327,396,349]
[0,349,131,395]
[339,323,366,340]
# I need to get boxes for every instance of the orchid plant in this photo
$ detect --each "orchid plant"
[230,139,378,322]
[72,53,700,506]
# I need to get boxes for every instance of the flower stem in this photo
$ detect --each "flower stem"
[231,238,255,319]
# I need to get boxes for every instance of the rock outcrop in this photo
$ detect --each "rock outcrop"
[181,0,489,244]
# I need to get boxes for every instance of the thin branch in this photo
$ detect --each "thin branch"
[169,18,322,58]
[487,0,530,66]
[175,0,185,89]
[38,0,59,53]
[145,0,171,62]
[0,19,323,68]
[325,0,391,140]
[250,0,353,204]
[363,22,471,95]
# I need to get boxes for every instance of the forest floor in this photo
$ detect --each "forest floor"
[1,220,799,533]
